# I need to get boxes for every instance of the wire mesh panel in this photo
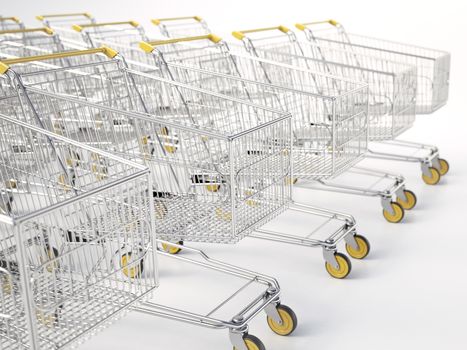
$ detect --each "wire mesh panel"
[231,28,416,141]
[152,16,211,38]
[0,114,156,350]
[0,54,292,245]
[135,37,368,179]
[296,21,450,114]
[0,266,24,349]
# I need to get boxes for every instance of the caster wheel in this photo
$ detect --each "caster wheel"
[244,190,259,207]
[215,207,232,221]
[161,241,183,255]
[233,334,265,350]
[120,252,144,278]
[345,234,370,259]
[383,202,404,223]
[396,190,417,210]
[41,247,59,273]
[154,200,168,220]
[36,310,57,328]
[58,174,72,192]
[91,163,109,181]
[422,167,441,185]
[164,145,178,154]
[325,252,351,279]
[285,177,298,185]
[267,304,298,336]
[160,127,178,154]
[438,158,449,176]
[206,184,221,192]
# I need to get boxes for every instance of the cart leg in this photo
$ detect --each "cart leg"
[229,323,249,350]
[421,162,432,178]
[381,197,395,216]
[421,161,441,185]
[264,300,283,325]
[344,233,359,251]
[432,156,441,171]
[323,246,352,279]
[395,186,408,203]
[323,247,339,269]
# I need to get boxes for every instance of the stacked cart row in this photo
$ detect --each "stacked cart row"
[0,12,450,350]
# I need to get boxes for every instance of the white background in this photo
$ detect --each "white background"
[3,0,467,349]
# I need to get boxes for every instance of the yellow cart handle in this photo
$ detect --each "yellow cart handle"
[72,20,140,32]
[36,13,93,21]
[0,27,54,36]
[0,17,21,23]
[295,20,339,31]
[151,16,203,25]
[232,25,291,40]
[139,34,222,53]
[0,46,118,74]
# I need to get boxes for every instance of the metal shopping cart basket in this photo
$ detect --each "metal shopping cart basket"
[152,16,211,37]
[0,27,64,55]
[72,20,149,47]
[295,20,450,184]
[0,112,156,350]
[230,26,417,223]
[36,12,96,43]
[64,22,373,277]
[0,48,299,349]
[0,17,24,31]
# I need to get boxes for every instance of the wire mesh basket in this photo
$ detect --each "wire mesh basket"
[0,113,156,350]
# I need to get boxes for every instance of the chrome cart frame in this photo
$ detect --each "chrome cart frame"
[0,48,298,348]
[295,20,450,184]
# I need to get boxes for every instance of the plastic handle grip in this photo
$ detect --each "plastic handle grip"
[0,46,118,74]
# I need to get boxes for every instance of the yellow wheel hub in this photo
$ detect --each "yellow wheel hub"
[58,174,72,192]
[121,254,140,279]
[267,305,297,336]
[243,338,261,350]
[422,167,441,185]
[154,201,168,220]
[36,310,56,327]
[1,275,12,295]
[163,145,177,154]
[346,235,370,259]
[5,179,17,189]
[91,164,108,180]
[396,190,417,210]
[383,202,404,223]
[233,335,265,350]
[161,243,182,255]
[438,159,449,176]
[40,249,59,273]
[206,184,220,192]
[285,177,298,185]
[325,253,351,279]
[245,190,259,207]
[215,207,232,221]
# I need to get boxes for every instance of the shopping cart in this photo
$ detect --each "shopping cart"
[0,48,298,349]
[63,23,373,276]
[135,32,414,224]
[0,113,156,350]
[151,16,211,37]
[36,12,97,43]
[0,17,24,31]
[0,27,57,50]
[295,20,450,184]
[72,20,149,47]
